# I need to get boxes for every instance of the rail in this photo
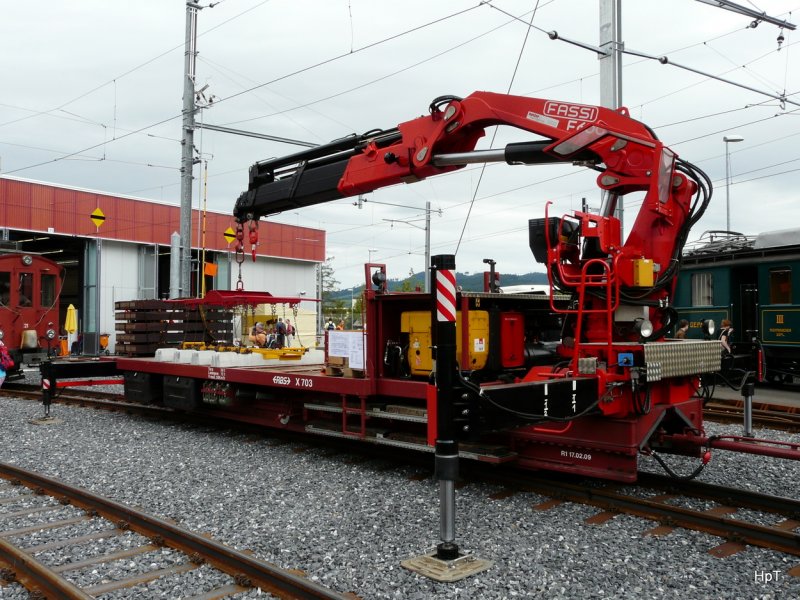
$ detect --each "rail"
[0,462,351,599]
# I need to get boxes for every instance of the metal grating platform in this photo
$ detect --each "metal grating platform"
[644,340,722,381]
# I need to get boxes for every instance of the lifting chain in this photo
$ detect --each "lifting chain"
[234,222,246,291]
[233,218,258,290]
[248,220,259,262]
[234,222,245,262]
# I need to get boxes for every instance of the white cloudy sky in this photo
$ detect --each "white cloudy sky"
[1,1,798,288]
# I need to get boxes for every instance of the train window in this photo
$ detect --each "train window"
[0,272,9,305]
[769,267,791,304]
[41,273,56,308]
[691,272,713,306]
[18,272,33,307]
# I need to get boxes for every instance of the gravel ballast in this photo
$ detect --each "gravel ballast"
[0,394,798,599]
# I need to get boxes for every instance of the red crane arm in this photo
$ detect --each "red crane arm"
[233,91,668,222]
[233,91,710,336]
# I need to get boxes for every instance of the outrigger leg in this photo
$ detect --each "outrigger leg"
[401,254,491,582]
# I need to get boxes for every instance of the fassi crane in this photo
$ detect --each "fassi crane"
[45,91,800,575]
[228,91,730,566]
[230,92,798,488]
[232,90,715,418]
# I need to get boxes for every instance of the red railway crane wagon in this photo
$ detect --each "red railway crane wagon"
[45,92,800,484]
[40,92,800,572]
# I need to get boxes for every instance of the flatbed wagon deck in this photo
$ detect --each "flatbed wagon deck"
[108,354,517,464]
[114,355,428,399]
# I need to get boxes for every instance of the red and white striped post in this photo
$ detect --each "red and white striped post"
[430,254,460,560]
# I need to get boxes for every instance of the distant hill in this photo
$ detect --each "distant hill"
[331,271,548,300]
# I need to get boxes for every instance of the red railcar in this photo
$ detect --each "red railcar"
[0,252,63,373]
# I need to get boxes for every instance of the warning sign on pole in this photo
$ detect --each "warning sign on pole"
[90,208,105,228]
[223,227,236,244]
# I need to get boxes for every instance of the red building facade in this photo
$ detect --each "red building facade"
[0,176,325,262]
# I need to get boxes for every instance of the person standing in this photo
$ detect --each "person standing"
[285,319,295,347]
[275,317,287,348]
[719,319,734,354]
[0,341,10,387]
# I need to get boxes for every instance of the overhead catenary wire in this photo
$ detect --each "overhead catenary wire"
[218,7,519,128]
[632,35,799,111]
[453,0,541,256]
[673,103,800,145]
[1,2,492,178]
[485,1,800,109]
[0,0,271,131]
[274,2,792,274]
[622,47,800,109]
[214,4,484,109]
[196,55,345,140]
[5,0,798,288]
[2,114,182,175]
[4,1,791,185]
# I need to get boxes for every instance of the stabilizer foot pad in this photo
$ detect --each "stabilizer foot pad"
[28,417,63,426]
[401,550,492,582]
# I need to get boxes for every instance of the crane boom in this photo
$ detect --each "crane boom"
[233,91,663,222]
[233,91,711,354]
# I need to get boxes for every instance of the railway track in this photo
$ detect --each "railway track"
[4,380,800,578]
[3,380,124,402]
[479,467,800,576]
[704,397,800,430]
[0,462,353,599]
[0,382,186,425]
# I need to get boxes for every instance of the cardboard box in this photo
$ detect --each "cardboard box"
[342,367,364,379]
[327,355,347,367]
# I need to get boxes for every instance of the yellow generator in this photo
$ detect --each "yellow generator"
[400,310,490,376]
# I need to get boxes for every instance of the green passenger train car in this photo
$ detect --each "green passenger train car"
[674,229,800,383]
